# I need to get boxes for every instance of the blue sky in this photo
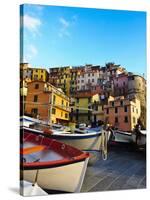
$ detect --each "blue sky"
[20,4,146,75]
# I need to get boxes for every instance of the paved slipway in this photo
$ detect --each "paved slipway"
[81,144,146,193]
[45,144,146,194]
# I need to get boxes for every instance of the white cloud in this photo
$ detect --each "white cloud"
[58,17,70,38]
[23,14,41,35]
[25,44,38,61]
[59,17,70,28]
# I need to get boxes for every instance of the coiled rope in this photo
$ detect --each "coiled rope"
[101,129,108,160]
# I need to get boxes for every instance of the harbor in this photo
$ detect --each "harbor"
[20,116,146,196]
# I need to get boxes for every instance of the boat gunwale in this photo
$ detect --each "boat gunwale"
[21,133,90,170]
[21,126,102,139]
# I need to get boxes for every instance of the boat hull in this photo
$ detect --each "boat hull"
[21,158,89,193]
[132,132,146,147]
[22,127,102,151]
[50,134,102,151]
[111,130,133,143]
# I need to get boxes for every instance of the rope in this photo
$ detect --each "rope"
[101,129,108,160]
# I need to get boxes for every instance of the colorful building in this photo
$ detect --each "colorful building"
[76,65,100,91]
[72,92,100,125]
[32,68,49,82]
[49,66,72,96]
[20,63,32,83]
[20,80,28,115]
[113,73,128,96]
[104,96,141,131]
[25,81,70,124]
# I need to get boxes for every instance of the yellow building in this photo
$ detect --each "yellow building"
[54,66,71,96]
[49,86,70,124]
[32,68,49,82]
[25,81,70,125]
[72,92,100,125]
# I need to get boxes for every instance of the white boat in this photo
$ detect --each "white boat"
[20,116,105,151]
[20,116,49,127]
[110,129,133,143]
[132,130,146,147]
[20,116,112,154]
[21,131,90,193]
[22,126,103,151]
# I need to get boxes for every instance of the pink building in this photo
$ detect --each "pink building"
[113,73,128,96]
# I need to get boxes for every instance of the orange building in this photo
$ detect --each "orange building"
[104,96,141,131]
[25,81,70,124]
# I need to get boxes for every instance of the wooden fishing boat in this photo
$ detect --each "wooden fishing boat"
[109,129,133,143]
[20,131,90,193]
[132,130,146,147]
[20,116,109,152]
[22,126,103,151]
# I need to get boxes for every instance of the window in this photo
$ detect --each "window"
[95,105,98,111]
[62,100,64,105]
[132,107,134,112]
[115,117,118,123]
[133,117,136,124]
[124,106,127,112]
[136,109,138,114]
[34,75,38,80]
[119,88,121,95]
[34,95,38,102]
[65,113,68,118]
[124,116,128,123]
[78,80,80,83]
[106,108,109,114]
[61,112,63,117]
[88,97,91,103]
[66,102,68,108]
[76,98,79,103]
[81,80,84,83]
[92,73,94,76]
[115,107,118,113]
[88,79,90,83]
[41,75,43,79]
[123,82,125,86]
[76,109,79,121]
[112,101,114,107]
[92,79,94,82]
[120,100,123,106]
[82,85,85,90]
[31,108,38,115]
[35,84,39,89]
[52,108,56,114]
[88,73,90,77]
[53,95,56,104]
